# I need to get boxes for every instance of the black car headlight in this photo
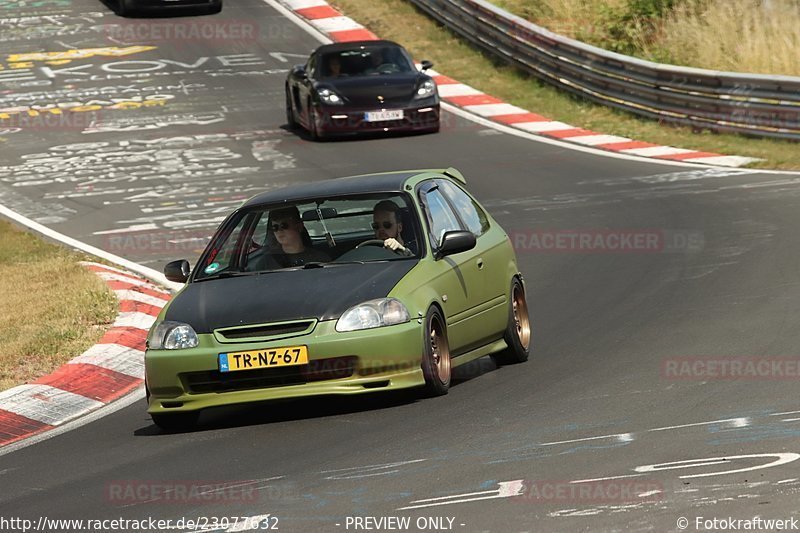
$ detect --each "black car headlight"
[318,88,344,105]
[414,80,436,100]
[149,321,199,350]
[336,298,410,332]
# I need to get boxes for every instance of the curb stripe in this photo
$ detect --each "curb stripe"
[33,364,141,403]
[445,94,504,107]
[106,281,172,301]
[113,289,170,306]
[0,410,52,446]
[119,300,165,317]
[492,112,550,124]
[296,5,340,19]
[330,28,378,42]
[0,385,104,426]
[69,344,145,379]
[99,327,149,351]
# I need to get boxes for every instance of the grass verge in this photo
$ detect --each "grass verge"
[0,220,118,392]
[329,0,800,170]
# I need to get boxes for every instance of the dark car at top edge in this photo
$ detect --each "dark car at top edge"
[115,0,222,16]
[144,168,530,430]
[285,40,441,140]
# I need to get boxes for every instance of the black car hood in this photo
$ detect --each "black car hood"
[165,261,418,333]
[322,73,423,106]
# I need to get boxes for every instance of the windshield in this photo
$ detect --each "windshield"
[193,193,421,280]
[319,45,415,79]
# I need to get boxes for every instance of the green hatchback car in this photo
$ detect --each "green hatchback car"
[145,168,530,429]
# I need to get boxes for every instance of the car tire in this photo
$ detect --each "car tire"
[286,89,298,129]
[492,277,531,366]
[307,99,321,141]
[208,1,222,14]
[421,307,451,396]
[151,411,199,432]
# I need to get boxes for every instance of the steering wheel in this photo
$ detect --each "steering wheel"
[377,63,400,74]
[355,239,387,249]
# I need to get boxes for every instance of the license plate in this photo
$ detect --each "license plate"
[218,346,308,373]
[364,110,403,122]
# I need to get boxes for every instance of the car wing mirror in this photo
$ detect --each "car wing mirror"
[420,60,434,71]
[437,230,476,258]
[164,259,191,283]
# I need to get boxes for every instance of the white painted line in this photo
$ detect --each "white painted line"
[621,146,696,157]
[637,490,662,498]
[539,433,631,446]
[398,480,525,510]
[647,417,750,432]
[398,493,511,510]
[409,489,499,503]
[635,453,800,479]
[514,120,575,133]
[113,311,157,330]
[776,478,799,484]
[283,0,327,9]
[781,417,800,422]
[462,103,528,117]
[769,410,800,416]
[309,16,363,33]
[436,84,483,98]
[570,474,644,484]
[0,385,103,426]
[69,344,145,379]
[92,223,158,235]
[568,134,632,146]
[681,155,762,166]
[114,289,170,307]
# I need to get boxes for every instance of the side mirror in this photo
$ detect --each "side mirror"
[437,231,476,258]
[164,260,191,283]
[420,60,434,71]
[292,64,307,79]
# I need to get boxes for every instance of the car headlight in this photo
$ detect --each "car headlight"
[149,321,199,350]
[318,88,344,105]
[336,298,410,332]
[414,79,436,99]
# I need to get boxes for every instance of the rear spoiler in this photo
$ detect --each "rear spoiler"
[442,167,466,184]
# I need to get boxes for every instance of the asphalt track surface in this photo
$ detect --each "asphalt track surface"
[2,1,800,532]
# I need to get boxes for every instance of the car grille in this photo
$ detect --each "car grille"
[214,320,316,343]
[183,356,358,394]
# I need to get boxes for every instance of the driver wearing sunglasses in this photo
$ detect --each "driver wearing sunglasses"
[268,206,331,267]
[372,200,412,256]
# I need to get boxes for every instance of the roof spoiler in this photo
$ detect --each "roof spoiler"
[442,167,466,184]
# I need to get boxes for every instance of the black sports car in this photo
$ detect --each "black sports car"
[116,0,221,16]
[285,40,440,139]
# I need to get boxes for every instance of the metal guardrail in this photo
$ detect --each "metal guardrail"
[409,0,800,140]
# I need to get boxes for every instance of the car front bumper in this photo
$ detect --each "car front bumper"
[315,102,440,136]
[145,319,426,414]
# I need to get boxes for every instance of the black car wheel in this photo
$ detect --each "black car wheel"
[208,1,222,13]
[421,307,451,396]
[286,89,298,129]
[151,411,199,432]
[307,99,321,141]
[492,277,531,366]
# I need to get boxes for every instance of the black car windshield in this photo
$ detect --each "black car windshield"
[319,45,415,79]
[194,193,422,280]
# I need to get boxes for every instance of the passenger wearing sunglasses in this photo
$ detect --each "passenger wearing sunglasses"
[372,200,413,256]
[267,206,330,268]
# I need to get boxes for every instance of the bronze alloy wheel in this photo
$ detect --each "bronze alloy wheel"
[512,282,531,350]
[422,308,451,396]
[492,278,531,365]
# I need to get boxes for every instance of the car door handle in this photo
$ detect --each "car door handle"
[477,258,484,270]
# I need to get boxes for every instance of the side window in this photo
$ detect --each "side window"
[438,180,490,236]
[306,54,317,78]
[421,187,462,247]
[203,213,257,275]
